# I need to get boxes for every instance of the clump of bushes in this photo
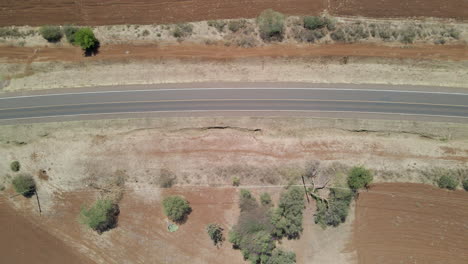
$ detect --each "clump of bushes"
[208,20,227,32]
[73,27,98,51]
[314,188,354,227]
[271,186,305,239]
[239,189,258,212]
[79,199,120,233]
[206,223,224,246]
[400,26,417,44]
[303,16,326,30]
[260,192,272,206]
[63,25,79,43]
[347,166,373,190]
[12,174,36,197]
[228,19,247,32]
[172,23,194,39]
[267,249,296,264]
[10,161,20,172]
[39,26,62,42]
[462,178,468,191]
[162,195,191,222]
[257,9,285,41]
[437,175,458,190]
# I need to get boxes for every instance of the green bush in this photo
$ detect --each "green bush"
[12,174,36,197]
[172,23,194,39]
[331,28,346,42]
[260,192,272,206]
[0,27,22,38]
[229,229,275,263]
[257,9,285,40]
[228,19,247,32]
[10,161,20,172]
[232,177,240,186]
[266,249,296,264]
[314,188,353,227]
[271,187,305,239]
[206,223,224,246]
[208,20,227,32]
[400,26,416,44]
[437,175,458,190]
[347,166,373,190]
[79,199,119,233]
[239,189,258,212]
[162,195,191,222]
[462,178,468,191]
[73,27,98,50]
[303,16,325,30]
[39,26,62,42]
[63,25,79,44]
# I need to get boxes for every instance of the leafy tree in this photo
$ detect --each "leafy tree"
[271,187,305,239]
[257,9,285,40]
[10,161,20,172]
[74,27,98,50]
[260,192,272,206]
[206,223,224,246]
[162,195,191,222]
[314,188,353,227]
[303,16,325,30]
[63,25,79,43]
[463,178,468,191]
[266,249,296,264]
[39,26,62,42]
[347,166,373,190]
[12,174,36,197]
[437,175,458,190]
[79,199,119,233]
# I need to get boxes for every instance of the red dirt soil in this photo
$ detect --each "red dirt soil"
[1,43,468,63]
[0,200,94,264]
[1,0,467,27]
[353,183,468,264]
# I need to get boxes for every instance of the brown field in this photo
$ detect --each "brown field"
[1,0,467,27]
[353,183,468,264]
[1,43,468,64]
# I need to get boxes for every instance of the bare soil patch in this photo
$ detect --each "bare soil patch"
[353,183,468,264]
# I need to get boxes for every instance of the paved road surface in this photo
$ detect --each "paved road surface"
[1,84,467,123]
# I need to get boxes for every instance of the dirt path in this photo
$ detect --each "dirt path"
[0,200,94,264]
[1,0,467,27]
[353,183,468,264]
[1,43,468,63]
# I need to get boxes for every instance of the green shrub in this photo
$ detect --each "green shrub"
[63,25,78,44]
[271,187,305,239]
[303,16,325,30]
[229,229,275,263]
[331,28,346,42]
[239,189,258,212]
[79,199,119,233]
[172,23,194,39]
[347,166,373,190]
[266,249,296,264]
[208,20,227,32]
[0,27,22,38]
[257,9,285,40]
[314,188,353,227]
[260,192,272,206]
[142,29,150,36]
[437,175,458,190]
[228,19,247,32]
[462,178,468,191]
[39,26,62,42]
[232,177,240,186]
[73,27,98,50]
[10,161,20,172]
[400,26,416,44]
[162,195,191,222]
[12,174,36,197]
[206,223,224,246]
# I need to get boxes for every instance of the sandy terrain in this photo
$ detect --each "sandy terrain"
[1,0,467,27]
[353,183,468,264]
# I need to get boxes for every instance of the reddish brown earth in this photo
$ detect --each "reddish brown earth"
[1,43,468,64]
[353,183,468,264]
[0,200,94,264]
[1,0,467,27]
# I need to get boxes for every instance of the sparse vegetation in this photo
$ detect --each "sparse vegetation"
[142,29,150,36]
[39,26,62,42]
[162,195,191,222]
[63,25,78,43]
[462,178,468,191]
[271,187,305,239]
[208,20,227,32]
[303,16,325,30]
[158,168,176,188]
[0,27,34,38]
[206,223,224,246]
[232,176,240,186]
[260,192,272,206]
[12,174,36,197]
[79,199,119,233]
[228,19,247,32]
[314,188,354,227]
[239,189,258,212]
[257,9,285,41]
[437,175,458,190]
[400,26,417,44]
[172,23,194,39]
[347,166,373,190]
[10,161,20,172]
[73,27,98,50]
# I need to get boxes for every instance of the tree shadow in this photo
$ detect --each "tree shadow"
[96,203,120,234]
[174,207,192,225]
[84,40,100,57]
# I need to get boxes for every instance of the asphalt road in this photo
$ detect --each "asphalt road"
[0,85,467,122]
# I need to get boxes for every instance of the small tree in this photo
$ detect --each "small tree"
[79,199,119,233]
[271,187,305,239]
[10,161,20,172]
[206,223,224,246]
[40,26,62,42]
[162,196,191,222]
[257,9,285,41]
[12,174,36,197]
[63,25,79,44]
[437,175,458,190]
[74,27,98,50]
[260,192,272,206]
[266,249,296,264]
[462,178,468,191]
[232,177,240,187]
[347,166,373,190]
